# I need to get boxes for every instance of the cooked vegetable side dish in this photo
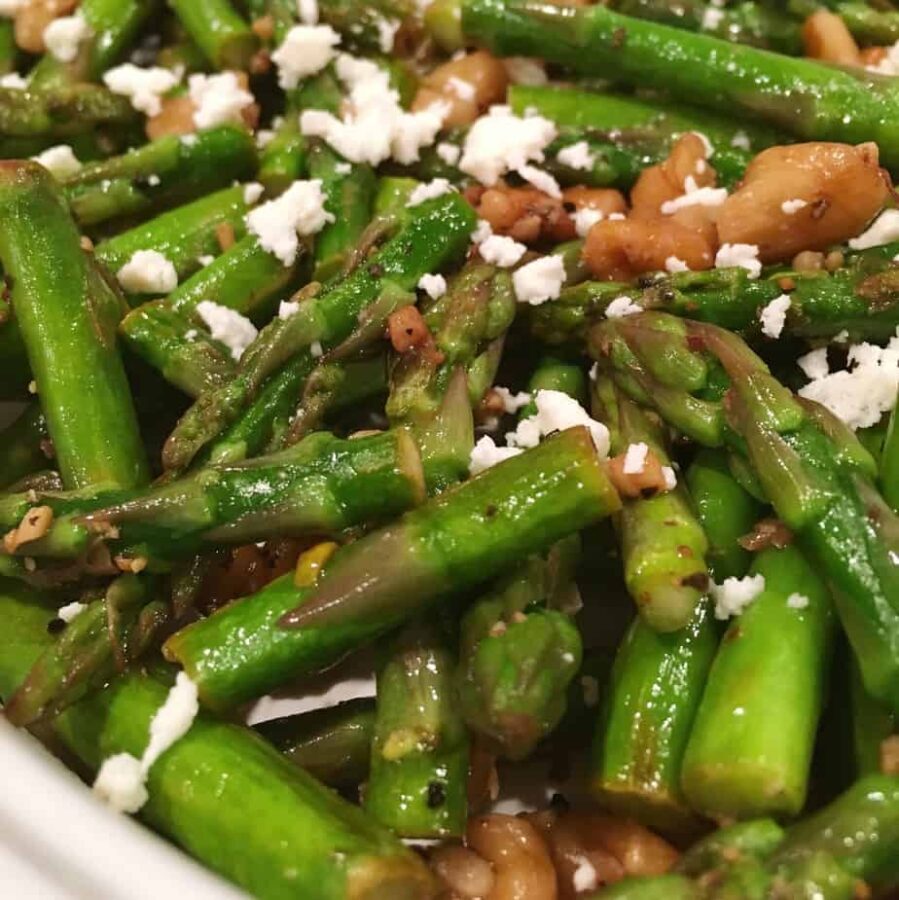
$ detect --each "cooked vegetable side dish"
[3,0,899,897]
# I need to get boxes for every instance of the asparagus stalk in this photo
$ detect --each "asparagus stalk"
[680,546,834,819]
[833,1,899,44]
[168,0,258,70]
[0,402,52,491]
[848,656,896,777]
[255,698,375,788]
[164,428,621,709]
[530,243,899,348]
[0,162,147,491]
[365,622,468,838]
[63,126,257,228]
[675,818,786,878]
[461,0,899,167]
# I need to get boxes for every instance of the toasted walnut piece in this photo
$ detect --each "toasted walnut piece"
[14,0,77,55]
[215,222,236,252]
[802,10,860,66]
[145,95,196,141]
[630,133,716,218]
[583,216,715,281]
[717,142,890,264]
[412,50,509,128]
[476,183,576,245]
[251,15,274,41]
[792,250,825,272]
[3,505,54,554]
[431,845,496,900]
[114,555,148,574]
[859,46,888,67]
[739,518,794,552]
[606,448,671,499]
[562,186,628,217]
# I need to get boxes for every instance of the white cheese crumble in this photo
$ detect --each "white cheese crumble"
[701,4,725,30]
[271,25,340,90]
[57,601,87,623]
[102,64,180,117]
[572,856,598,893]
[506,389,610,456]
[715,243,762,279]
[731,130,751,151]
[469,435,523,475]
[797,347,829,381]
[503,57,547,86]
[478,234,527,268]
[517,164,561,199]
[278,299,300,320]
[573,207,604,238]
[406,177,454,207]
[334,162,351,175]
[711,573,766,620]
[436,142,460,166]
[375,17,400,53]
[787,593,810,610]
[605,296,642,318]
[665,255,690,273]
[246,179,334,266]
[298,0,319,24]
[494,386,531,414]
[759,293,791,339]
[418,273,447,299]
[470,219,493,245]
[31,145,81,179]
[848,209,899,250]
[196,301,258,361]
[781,198,808,215]
[44,13,91,63]
[512,255,566,306]
[116,250,178,294]
[93,673,199,814]
[197,255,215,267]
[243,182,264,205]
[459,106,557,186]
[660,175,727,215]
[0,72,26,89]
[662,465,678,490]
[300,54,447,166]
[310,340,323,358]
[622,442,649,474]
[189,72,254,130]
[797,330,899,430]
[556,141,595,171]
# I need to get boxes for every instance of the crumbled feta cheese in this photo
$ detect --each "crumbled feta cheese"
[469,435,523,475]
[573,207,604,238]
[271,25,340,90]
[310,340,323,358]
[93,673,199,814]
[44,13,91,63]
[197,255,215,267]
[848,209,899,250]
[503,57,547,86]
[715,243,762,279]
[297,0,319,24]
[759,293,791,339]
[572,856,598,894]
[406,177,454,207]
[196,301,258,361]
[731,130,751,151]
[517,164,561,199]
[478,234,527,268]
[507,389,610,456]
[375,17,400,53]
[0,0,25,17]
[711,573,766,620]
[436,142,460,166]
[459,106,557,186]
[31,145,81,179]
[256,129,276,148]
[146,174,160,187]
[189,72,255,130]
[418,273,447,299]
[665,255,690,273]
[184,329,197,341]
[556,141,595,171]
[495,386,531,414]
[102,64,180,117]
[447,75,475,101]
[662,465,678,490]
[471,219,493,245]
[243,182,264,205]
[0,72,26,88]
[57,601,87,623]
[797,330,899,429]
[246,179,334,266]
[589,362,599,383]
[278,300,300,320]
[116,250,178,294]
[622,442,649,475]
[781,198,808,215]
[512,255,566,306]
[701,6,724,30]
[181,134,198,147]
[833,329,850,344]
[605,296,642,318]
[300,54,448,166]
[797,347,829,381]
[660,175,727,214]
[787,593,810,610]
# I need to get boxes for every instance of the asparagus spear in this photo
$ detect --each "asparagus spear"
[94,185,252,283]
[675,818,786,878]
[680,546,834,819]
[831,1,899,44]
[163,192,476,472]
[365,621,468,838]
[165,428,621,709]
[63,126,257,228]
[0,162,147,491]
[0,403,52,491]
[455,540,583,760]
[530,243,899,348]
[848,656,896,777]
[255,698,375,788]
[168,0,258,70]
[461,0,899,167]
